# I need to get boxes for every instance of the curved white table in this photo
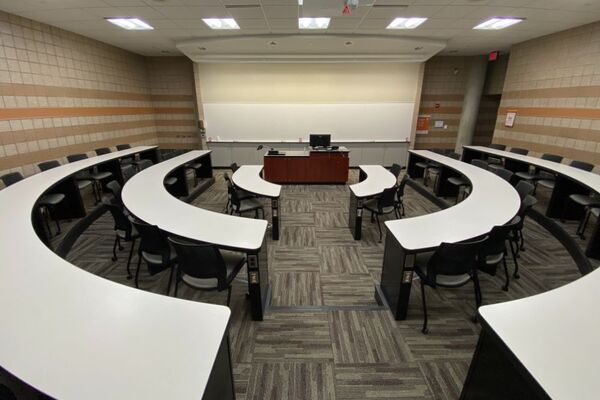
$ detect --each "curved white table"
[123,151,270,321]
[232,165,281,240]
[0,147,232,400]
[380,150,521,320]
[348,165,397,240]
[463,145,600,257]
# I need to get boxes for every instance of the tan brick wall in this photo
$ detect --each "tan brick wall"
[493,21,600,166]
[0,11,198,178]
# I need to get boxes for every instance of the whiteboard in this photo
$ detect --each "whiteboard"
[203,103,414,142]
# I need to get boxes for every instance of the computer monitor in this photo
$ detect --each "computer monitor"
[309,134,331,148]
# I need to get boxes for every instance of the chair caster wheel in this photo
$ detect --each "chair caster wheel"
[127,275,132,280]
[502,285,508,292]
[111,256,117,262]
[513,273,520,279]
[421,328,429,334]
[118,246,124,251]
[245,293,250,298]
[471,315,478,323]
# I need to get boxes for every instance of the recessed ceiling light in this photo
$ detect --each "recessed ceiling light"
[473,17,524,30]
[299,18,330,29]
[269,40,278,46]
[298,0,303,4]
[203,18,240,30]
[414,46,423,50]
[386,17,427,29]
[345,41,353,46]
[106,18,153,30]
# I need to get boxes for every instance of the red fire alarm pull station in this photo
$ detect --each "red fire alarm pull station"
[489,51,499,61]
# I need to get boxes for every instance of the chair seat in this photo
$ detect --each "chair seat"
[363,198,395,215]
[415,252,472,287]
[484,252,504,265]
[182,250,246,290]
[91,171,112,180]
[569,194,599,207]
[237,198,263,213]
[447,176,468,186]
[116,227,139,241]
[515,171,535,180]
[537,179,555,189]
[487,164,503,172]
[487,157,502,165]
[165,177,178,186]
[428,167,441,174]
[38,193,65,206]
[76,179,92,190]
[186,162,202,170]
[141,249,177,265]
[592,208,600,218]
[415,162,428,168]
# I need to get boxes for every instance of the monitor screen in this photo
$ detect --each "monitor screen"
[309,134,331,148]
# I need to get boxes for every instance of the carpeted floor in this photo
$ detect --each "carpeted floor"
[58,168,590,400]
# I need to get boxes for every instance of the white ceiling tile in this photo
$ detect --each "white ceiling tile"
[237,18,269,29]
[432,5,480,19]
[154,6,230,19]
[357,19,391,29]
[225,6,265,19]
[267,18,299,29]
[103,0,147,5]
[328,17,363,29]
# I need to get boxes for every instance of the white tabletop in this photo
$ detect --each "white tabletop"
[232,165,281,198]
[479,267,600,399]
[350,165,397,198]
[465,145,600,193]
[0,146,231,400]
[385,150,521,251]
[123,150,268,251]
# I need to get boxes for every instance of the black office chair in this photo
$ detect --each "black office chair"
[389,163,402,179]
[168,237,246,306]
[363,186,398,243]
[515,153,563,193]
[486,144,506,169]
[471,159,488,169]
[488,144,506,151]
[95,147,111,156]
[116,144,139,169]
[228,185,264,219]
[414,149,444,186]
[116,144,131,151]
[103,198,138,279]
[121,164,136,182]
[129,217,177,294]
[66,153,113,203]
[230,162,240,173]
[105,180,124,207]
[541,159,593,192]
[137,159,178,188]
[38,160,60,171]
[578,206,600,239]
[510,147,529,155]
[223,172,253,212]
[512,193,537,257]
[1,172,65,236]
[566,191,600,240]
[478,216,521,291]
[414,237,487,334]
[185,160,203,186]
[493,167,514,183]
[515,180,535,201]
[395,175,408,217]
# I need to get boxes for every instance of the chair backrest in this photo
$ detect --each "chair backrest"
[515,180,534,201]
[519,194,537,217]
[95,147,111,156]
[137,159,153,170]
[377,186,397,211]
[106,180,123,205]
[230,162,239,173]
[509,147,529,155]
[129,217,171,266]
[389,163,402,178]
[103,201,133,239]
[494,167,514,182]
[482,217,521,256]
[541,153,563,163]
[426,237,488,286]
[489,144,506,151]
[121,164,136,182]
[66,153,87,163]
[1,172,24,187]
[168,237,228,290]
[228,185,241,210]
[38,160,60,171]
[471,159,488,169]
[116,144,131,151]
[570,160,594,172]
[397,175,408,199]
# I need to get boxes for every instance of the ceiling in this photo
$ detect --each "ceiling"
[1,0,599,59]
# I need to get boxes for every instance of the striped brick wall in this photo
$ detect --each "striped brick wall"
[493,21,600,166]
[0,11,198,178]
[414,56,470,150]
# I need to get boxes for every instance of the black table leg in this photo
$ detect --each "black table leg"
[247,239,269,321]
[379,232,415,320]
[349,192,363,240]
[271,197,279,240]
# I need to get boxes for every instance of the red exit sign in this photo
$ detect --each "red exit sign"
[489,51,499,61]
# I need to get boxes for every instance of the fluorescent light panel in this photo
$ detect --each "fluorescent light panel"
[386,17,427,29]
[299,17,330,29]
[474,17,523,30]
[106,18,153,30]
[203,18,240,29]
